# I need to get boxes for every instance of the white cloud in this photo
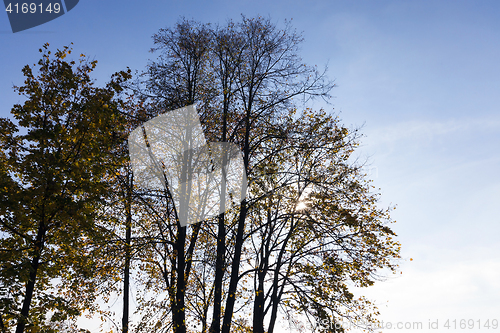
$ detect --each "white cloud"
[363,117,500,149]
[352,256,500,332]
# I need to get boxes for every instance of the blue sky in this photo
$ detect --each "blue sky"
[2,1,500,332]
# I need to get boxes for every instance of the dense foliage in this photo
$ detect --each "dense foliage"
[0,16,400,333]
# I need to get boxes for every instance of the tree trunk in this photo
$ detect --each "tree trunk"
[122,174,133,333]
[209,213,225,333]
[209,92,229,333]
[173,225,186,333]
[221,201,247,333]
[253,206,273,333]
[15,221,46,333]
[252,271,265,333]
[268,216,295,333]
[221,99,252,333]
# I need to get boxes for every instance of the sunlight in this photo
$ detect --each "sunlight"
[295,185,313,211]
[296,201,308,211]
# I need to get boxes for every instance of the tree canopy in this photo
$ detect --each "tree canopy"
[0,43,131,333]
[0,16,401,333]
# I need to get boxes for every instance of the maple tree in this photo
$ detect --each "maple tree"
[0,43,131,333]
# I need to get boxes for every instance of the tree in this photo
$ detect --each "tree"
[243,108,400,333]
[1,16,400,333]
[125,15,400,333]
[0,43,131,333]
